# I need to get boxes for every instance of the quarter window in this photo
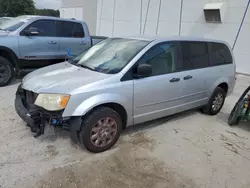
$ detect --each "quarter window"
[22,20,56,37]
[181,41,210,70]
[73,23,85,38]
[209,42,233,65]
[57,21,85,38]
[140,42,177,76]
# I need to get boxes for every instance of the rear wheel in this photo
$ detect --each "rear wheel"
[202,87,226,115]
[79,107,123,153]
[0,57,14,87]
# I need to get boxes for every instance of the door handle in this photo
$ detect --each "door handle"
[183,75,193,80]
[80,41,86,45]
[170,78,180,83]
[48,41,57,44]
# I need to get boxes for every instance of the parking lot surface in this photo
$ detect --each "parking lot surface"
[1,76,250,188]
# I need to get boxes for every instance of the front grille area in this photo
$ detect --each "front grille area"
[24,90,38,106]
[16,84,67,137]
[17,87,38,109]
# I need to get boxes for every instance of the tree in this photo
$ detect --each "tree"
[2,0,36,17]
[36,9,60,17]
[0,0,4,16]
[0,0,60,18]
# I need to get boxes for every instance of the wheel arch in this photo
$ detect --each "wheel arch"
[69,100,128,143]
[65,94,130,129]
[217,82,228,94]
[89,102,128,129]
[210,77,229,96]
[0,46,19,70]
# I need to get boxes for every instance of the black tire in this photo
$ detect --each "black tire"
[228,100,243,126]
[202,87,226,115]
[0,56,14,87]
[79,107,123,153]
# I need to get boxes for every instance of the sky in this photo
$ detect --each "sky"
[34,0,62,10]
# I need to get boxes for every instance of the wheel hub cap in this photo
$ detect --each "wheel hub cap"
[212,93,224,111]
[90,117,117,148]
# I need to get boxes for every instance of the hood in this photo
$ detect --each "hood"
[0,30,9,36]
[22,62,111,93]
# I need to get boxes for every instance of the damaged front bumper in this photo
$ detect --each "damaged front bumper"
[15,85,71,138]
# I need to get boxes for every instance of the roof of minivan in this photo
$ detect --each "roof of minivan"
[125,35,230,47]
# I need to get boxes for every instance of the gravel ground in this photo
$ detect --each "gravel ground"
[1,76,250,188]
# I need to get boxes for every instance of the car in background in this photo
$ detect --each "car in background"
[0,17,13,24]
[0,15,107,86]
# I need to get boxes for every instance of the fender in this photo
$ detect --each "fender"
[66,93,129,143]
[210,77,229,94]
[69,93,128,117]
[0,46,19,70]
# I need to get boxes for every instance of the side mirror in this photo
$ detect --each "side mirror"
[23,27,39,36]
[135,64,152,78]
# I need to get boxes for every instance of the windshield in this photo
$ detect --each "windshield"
[0,16,32,31]
[73,38,150,74]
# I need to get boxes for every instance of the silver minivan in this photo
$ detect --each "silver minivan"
[15,36,236,153]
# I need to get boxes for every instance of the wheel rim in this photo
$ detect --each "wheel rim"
[0,64,11,83]
[212,93,224,111]
[90,117,118,148]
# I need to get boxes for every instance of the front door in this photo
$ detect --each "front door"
[18,19,61,68]
[56,21,90,58]
[133,41,184,124]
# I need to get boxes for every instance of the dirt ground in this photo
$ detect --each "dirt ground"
[1,75,250,188]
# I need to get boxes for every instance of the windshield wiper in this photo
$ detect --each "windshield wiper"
[78,64,95,71]
[68,58,77,64]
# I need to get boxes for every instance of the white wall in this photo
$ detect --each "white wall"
[233,1,250,74]
[60,7,84,21]
[61,0,98,35]
[97,0,181,36]
[97,0,250,74]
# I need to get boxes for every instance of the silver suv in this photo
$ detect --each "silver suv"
[15,36,236,153]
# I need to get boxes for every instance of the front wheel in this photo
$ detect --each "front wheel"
[202,87,226,115]
[0,57,14,87]
[79,107,123,153]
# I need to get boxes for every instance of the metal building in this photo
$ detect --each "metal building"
[60,0,250,74]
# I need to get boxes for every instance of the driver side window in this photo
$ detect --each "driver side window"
[20,20,56,37]
[140,42,177,76]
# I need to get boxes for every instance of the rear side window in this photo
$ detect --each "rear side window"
[209,42,233,65]
[57,21,85,38]
[181,41,210,70]
[57,21,74,37]
[73,23,85,38]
